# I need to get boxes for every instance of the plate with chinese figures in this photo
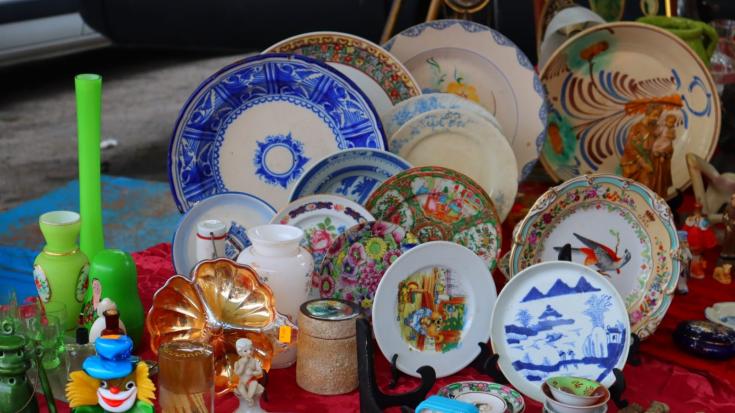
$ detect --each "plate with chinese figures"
[384,19,547,180]
[539,22,720,200]
[172,192,276,276]
[491,261,630,403]
[289,148,412,205]
[366,166,502,271]
[437,381,525,413]
[388,109,517,220]
[264,31,421,120]
[373,241,497,378]
[509,174,680,339]
[168,53,386,212]
[271,194,374,279]
[316,220,419,314]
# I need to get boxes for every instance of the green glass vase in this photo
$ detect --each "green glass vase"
[33,211,89,332]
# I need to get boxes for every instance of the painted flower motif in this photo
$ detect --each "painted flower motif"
[365,237,388,260]
[334,204,345,212]
[372,221,391,237]
[542,213,553,224]
[360,261,382,293]
[383,249,401,266]
[360,297,373,309]
[328,236,345,255]
[348,243,366,266]
[630,309,643,324]
[306,203,316,211]
[446,81,480,103]
[528,231,538,245]
[320,276,335,297]
[310,229,333,254]
[311,272,320,289]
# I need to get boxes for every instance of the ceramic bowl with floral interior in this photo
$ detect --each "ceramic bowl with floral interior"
[491,261,630,403]
[546,376,606,406]
[509,174,679,339]
[373,241,496,378]
[384,19,547,180]
[316,221,419,315]
[540,22,720,200]
[264,31,420,121]
[271,194,374,287]
[542,383,610,413]
[366,166,502,272]
[437,381,525,413]
[388,108,518,220]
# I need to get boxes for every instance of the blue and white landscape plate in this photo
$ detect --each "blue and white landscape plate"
[172,192,276,276]
[290,148,411,204]
[168,53,386,212]
[490,261,630,403]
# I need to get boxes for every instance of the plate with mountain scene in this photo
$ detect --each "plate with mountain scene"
[491,261,630,403]
[509,174,679,339]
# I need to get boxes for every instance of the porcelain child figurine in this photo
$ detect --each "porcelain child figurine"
[721,193,735,264]
[234,338,264,413]
[676,231,692,295]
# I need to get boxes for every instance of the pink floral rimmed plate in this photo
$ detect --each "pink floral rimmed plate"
[540,22,720,200]
[509,174,680,339]
[365,166,502,272]
[316,220,419,315]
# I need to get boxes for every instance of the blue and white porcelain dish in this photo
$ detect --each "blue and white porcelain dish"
[706,302,735,330]
[171,192,276,276]
[490,261,630,403]
[384,19,547,181]
[168,53,387,212]
[289,148,411,205]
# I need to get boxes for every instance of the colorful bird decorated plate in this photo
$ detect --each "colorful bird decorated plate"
[172,192,276,276]
[509,174,679,339]
[540,22,720,200]
[264,31,421,120]
[366,166,502,272]
[271,194,374,282]
[388,109,517,220]
[437,381,526,413]
[316,221,419,315]
[373,241,496,378]
[289,148,412,205]
[168,53,386,212]
[491,261,630,403]
[384,19,547,180]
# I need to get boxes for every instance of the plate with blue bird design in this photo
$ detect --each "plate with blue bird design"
[289,148,411,205]
[168,53,386,213]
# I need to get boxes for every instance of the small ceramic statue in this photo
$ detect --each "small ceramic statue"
[720,193,735,264]
[234,338,265,413]
[683,203,717,279]
[66,335,155,412]
[676,231,692,295]
[88,298,126,343]
[713,263,733,285]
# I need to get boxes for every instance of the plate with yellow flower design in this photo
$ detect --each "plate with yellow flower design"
[384,19,547,180]
[316,220,419,315]
[265,31,421,121]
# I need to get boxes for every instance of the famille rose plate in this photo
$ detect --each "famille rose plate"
[540,22,720,200]
[491,261,630,403]
[384,19,547,180]
[316,221,419,314]
[389,109,517,220]
[366,166,502,272]
[289,148,412,205]
[383,92,502,139]
[270,194,374,277]
[172,192,276,276]
[264,31,421,120]
[509,174,679,339]
[168,53,386,212]
[373,241,497,378]
[437,381,525,413]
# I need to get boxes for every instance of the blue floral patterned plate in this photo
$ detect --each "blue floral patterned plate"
[290,148,411,205]
[171,192,276,276]
[168,53,387,212]
[490,261,630,403]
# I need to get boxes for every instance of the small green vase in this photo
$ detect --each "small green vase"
[81,249,145,348]
[638,16,718,66]
[33,211,89,332]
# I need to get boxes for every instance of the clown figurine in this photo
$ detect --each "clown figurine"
[234,338,264,413]
[66,335,155,412]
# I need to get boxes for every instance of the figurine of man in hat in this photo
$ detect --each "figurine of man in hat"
[66,335,155,412]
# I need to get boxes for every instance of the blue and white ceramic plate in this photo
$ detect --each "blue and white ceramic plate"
[490,261,630,403]
[168,53,387,212]
[706,302,735,330]
[383,93,502,142]
[290,148,411,205]
[385,19,547,181]
[172,192,276,276]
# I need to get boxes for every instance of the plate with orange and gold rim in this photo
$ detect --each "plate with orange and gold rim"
[264,31,421,120]
[372,241,497,378]
[508,174,680,339]
[365,166,502,272]
[539,22,720,200]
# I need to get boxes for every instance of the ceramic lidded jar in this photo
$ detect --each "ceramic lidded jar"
[33,211,89,331]
[237,224,314,368]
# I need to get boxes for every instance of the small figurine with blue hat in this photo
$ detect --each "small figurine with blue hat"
[66,335,155,412]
